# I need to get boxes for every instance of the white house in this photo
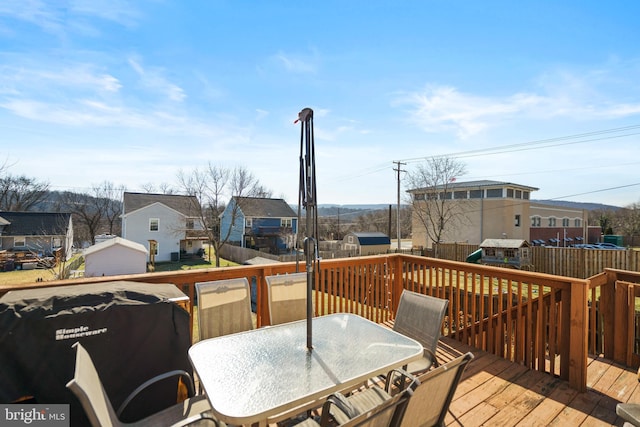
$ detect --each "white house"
[121,192,208,262]
[83,237,148,277]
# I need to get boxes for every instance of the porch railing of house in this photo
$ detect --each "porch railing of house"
[3,254,639,392]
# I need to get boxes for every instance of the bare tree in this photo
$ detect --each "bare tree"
[62,181,123,246]
[177,163,271,266]
[0,174,50,211]
[93,181,125,235]
[406,157,468,253]
[140,182,175,194]
[611,202,640,246]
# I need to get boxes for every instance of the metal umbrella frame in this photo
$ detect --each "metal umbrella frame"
[295,107,318,351]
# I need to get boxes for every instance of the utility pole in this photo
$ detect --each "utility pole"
[393,161,406,252]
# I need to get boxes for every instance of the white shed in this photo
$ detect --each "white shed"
[83,237,148,277]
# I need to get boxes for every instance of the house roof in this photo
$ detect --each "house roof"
[234,197,296,218]
[0,212,71,236]
[480,239,530,248]
[348,232,391,246]
[84,237,148,256]
[123,192,201,216]
[408,180,539,193]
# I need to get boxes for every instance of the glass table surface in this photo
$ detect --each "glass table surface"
[188,313,423,425]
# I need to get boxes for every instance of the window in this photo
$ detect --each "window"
[548,217,556,227]
[439,192,453,199]
[515,190,522,199]
[246,218,252,227]
[486,188,502,198]
[186,219,194,229]
[14,237,26,247]
[562,218,569,227]
[149,218,159,232]
[282,218,292,227]
[454,190,467,199]
[523,191,530,200]
[507,189,514,198]
[575,218,582,227]
[531,216,541,227]
[469,189,483,199]
[414,193,425,201]
[515,214,521,227]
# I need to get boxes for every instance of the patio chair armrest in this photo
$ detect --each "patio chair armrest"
[425,348,440,367]
[116,370,196,418]
[617,403,640,427]
[384,369,419,394]
[320,392,357,425]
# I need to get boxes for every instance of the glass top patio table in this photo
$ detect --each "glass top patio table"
[188,313,423,426]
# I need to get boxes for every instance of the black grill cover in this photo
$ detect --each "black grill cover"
[0,281,191,426]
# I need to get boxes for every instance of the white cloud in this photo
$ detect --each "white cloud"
[273,52,317,73]
[396,65,640,139]
[0,63,122,95]
[0,0,141,37]
[128,57,186,102]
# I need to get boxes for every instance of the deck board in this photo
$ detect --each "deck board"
[269,336,638,426]
[440,337,638,426]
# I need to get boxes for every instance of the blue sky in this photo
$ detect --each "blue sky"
[1,1,639,207]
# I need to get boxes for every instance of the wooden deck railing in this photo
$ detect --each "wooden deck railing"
[6,253,632,392]
[588,268,640,368]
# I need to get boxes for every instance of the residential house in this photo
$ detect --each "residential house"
[122,192,208,262]
[0,211,73,260]
[83,237,148,277]
[220,197,297,254]
[408,180,591,249]
[342,231,391,256]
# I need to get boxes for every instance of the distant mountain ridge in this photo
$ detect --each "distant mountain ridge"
[531,200,622,211]
[309,200,622,217]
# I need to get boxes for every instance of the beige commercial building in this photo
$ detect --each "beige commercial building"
[409,180,591,249]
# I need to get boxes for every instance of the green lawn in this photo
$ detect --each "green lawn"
[1,247,237,287]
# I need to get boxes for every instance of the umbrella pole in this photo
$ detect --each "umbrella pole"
[296,107,316,351]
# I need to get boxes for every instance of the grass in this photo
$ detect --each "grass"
[0,269,56,286]
[0,246,237,288]
[152,256,238,272]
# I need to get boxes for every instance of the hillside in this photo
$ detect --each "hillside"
[531,200,622,211]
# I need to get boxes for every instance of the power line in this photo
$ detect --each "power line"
[397,125,640,163]
[547,182,640,201]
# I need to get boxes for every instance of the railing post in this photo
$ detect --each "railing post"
[390,254,404,316]
[569,279,588,392]
[598,270,626,360]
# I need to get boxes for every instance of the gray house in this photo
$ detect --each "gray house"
[122,192,208,262]
[0,211,73,260]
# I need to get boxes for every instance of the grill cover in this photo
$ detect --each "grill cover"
[0,281,191,425]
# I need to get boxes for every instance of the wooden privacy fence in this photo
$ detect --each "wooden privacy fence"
[434,243,640,279]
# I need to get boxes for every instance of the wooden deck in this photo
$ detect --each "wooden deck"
[439,337,639,426]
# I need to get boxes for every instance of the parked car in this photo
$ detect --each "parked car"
[593,242,626,250]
